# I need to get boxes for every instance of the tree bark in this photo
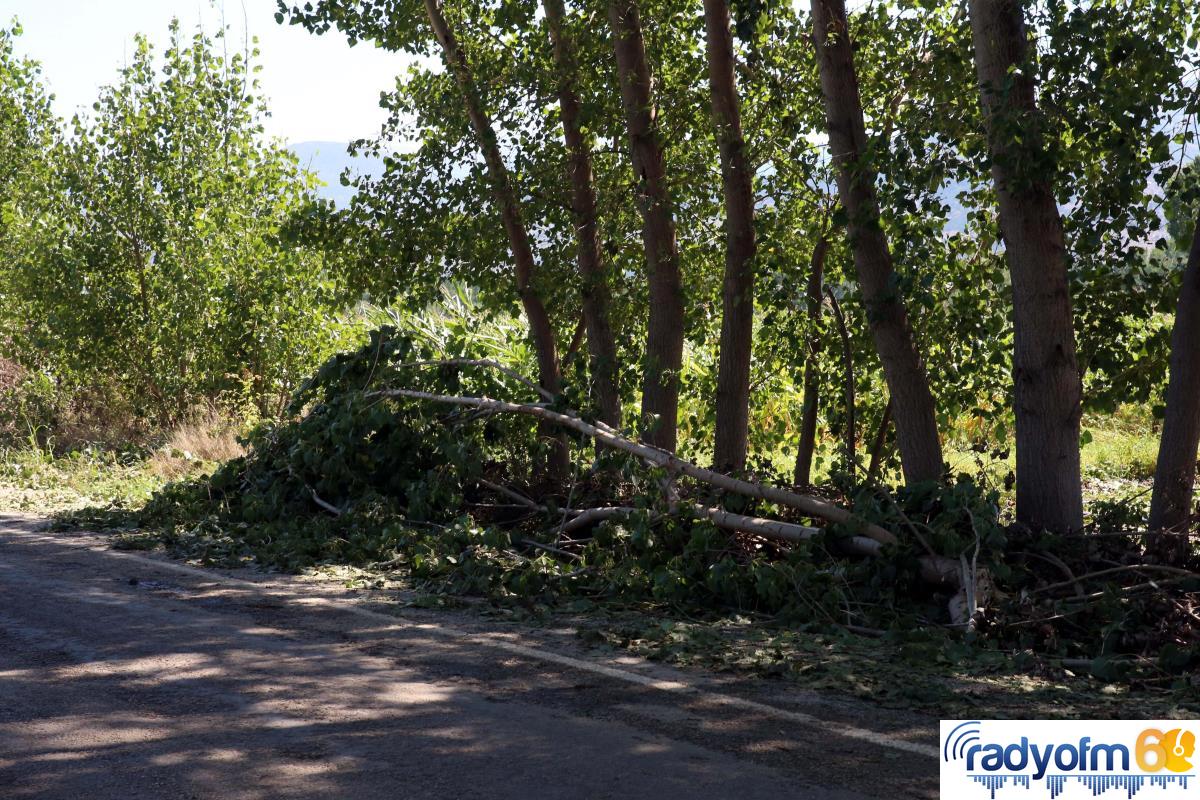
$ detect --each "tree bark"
[422,0,568,480]
[826,287,856,481]
[606,0,685,452]
[810,0,944,485]
[866,397,893,484]
[1149,209,1200,563]
[968,0,1083,533]
[705,0,758,473]
[543,0,622,428]
[794,237,828,486]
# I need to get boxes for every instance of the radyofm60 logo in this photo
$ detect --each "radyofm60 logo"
[940,720,1197,799]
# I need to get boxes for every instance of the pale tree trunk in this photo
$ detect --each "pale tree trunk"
[607,0,685,452]
[423,0,569,480]
[542,0,622,429]
[1148,210,1200,563]
[810,0,944,484]
[794,237,828,486]
[705,0,757,472]
[968,0,1083,533]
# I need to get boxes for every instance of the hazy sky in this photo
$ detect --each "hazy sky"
[5,0,412,145]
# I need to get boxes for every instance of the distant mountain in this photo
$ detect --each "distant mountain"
[289,141,384,207]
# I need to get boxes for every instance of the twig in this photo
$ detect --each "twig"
[874,489,937,558]
[466,502,538,511]
[841,623,887,638]
[310,490,344,516]
[1062,575,1197,602]
[1031,564,1198,596]
[1170,596,1200,626]
[865,397,893,484]
[554,469,582,540]
[554,566,595,580]
[478,478,542,511]
[518,538,582,561]
[1022,551,1085,598]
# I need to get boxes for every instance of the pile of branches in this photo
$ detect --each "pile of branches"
[63,327,1199,685]
[376,364,1199,680]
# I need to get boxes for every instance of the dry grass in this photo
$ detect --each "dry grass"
[52,397,150,452]
[148,410,244,478]
[0,406,241,514]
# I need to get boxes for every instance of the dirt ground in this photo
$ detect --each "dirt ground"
[0,514,940,799]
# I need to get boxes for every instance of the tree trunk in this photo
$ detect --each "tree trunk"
[422,0,568,480]
[1148,209,1200,563]
[705,0,757,473]
[543,0,622,429]
[968,0,1083,533]
[826,287,856,481]
[810,0,944,485]
[866,397,893,484]
[607,0,685,452]
[794,237,828,486]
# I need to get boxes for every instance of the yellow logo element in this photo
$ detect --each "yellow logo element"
[1136,728,1196,773]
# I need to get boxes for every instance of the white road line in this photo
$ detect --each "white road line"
[2,526,939,758]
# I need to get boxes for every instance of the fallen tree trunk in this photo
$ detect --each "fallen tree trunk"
[693,505,821,542]
[389,386,982,624]
[373,387,899,546]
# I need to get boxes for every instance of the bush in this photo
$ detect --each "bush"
[1,21,363,432]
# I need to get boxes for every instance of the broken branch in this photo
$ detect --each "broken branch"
[372,387,899,546]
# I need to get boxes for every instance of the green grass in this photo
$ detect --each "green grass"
[1081,408,1160,481]
[0,445,194,515]
[938,405,1160,513]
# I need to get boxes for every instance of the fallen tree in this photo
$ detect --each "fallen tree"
[369,384,988,624]
[59,327,1195,683]
[370,387,900,546]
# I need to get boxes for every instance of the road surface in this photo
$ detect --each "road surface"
[0,515,939,798]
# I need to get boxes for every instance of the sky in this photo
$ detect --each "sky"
[5,0,411,145]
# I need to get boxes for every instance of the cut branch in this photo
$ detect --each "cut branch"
[310,488,344,517]
[372,387,899,546]
[518,538,582,561]
[1031,564,1197,596]
[561,506,639,535]
[692,505,821,543]
[478,478,543,510]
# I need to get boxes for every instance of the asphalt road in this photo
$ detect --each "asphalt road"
[0,515,940,799]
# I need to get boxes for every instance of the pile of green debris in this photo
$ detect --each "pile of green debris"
[60,325,1199,689]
